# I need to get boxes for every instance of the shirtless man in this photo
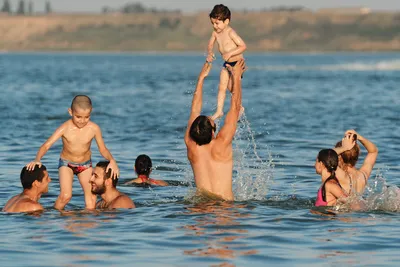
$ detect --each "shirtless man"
[3,165,51,213]
[184,59,245,201]
[90,161,135,210]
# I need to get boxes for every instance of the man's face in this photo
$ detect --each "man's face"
[39,171,51,193]
[69,107,91,129]
[90,167,106,195]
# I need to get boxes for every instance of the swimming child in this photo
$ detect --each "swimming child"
[124,154,168,186]
[206,4,247,120]
[315,149,347,207]
[26,95,119,210]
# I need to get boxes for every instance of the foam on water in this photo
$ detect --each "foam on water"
[251,59,400,72]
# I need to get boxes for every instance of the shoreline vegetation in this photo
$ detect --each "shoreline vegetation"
[0,9,399,52]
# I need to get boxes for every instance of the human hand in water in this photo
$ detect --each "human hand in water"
[26,161,42,171]
[199,61,212,79]
[106,160,119,179]
[226,59,246,78]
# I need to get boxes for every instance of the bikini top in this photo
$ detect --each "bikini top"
[315,176,343,207]
[139,176,161,185]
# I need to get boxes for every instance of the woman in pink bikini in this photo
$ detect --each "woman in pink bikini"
[315,149,348,207]
[125,154,168,186]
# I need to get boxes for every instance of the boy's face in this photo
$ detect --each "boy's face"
[210,17,229,33]
[69,107,91,128]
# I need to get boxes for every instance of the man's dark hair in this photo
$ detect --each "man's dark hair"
[96,161,118,188]
[20,165,47,189]
[209,4,231,21]
[135,154,152,176]
[189,115,215,146]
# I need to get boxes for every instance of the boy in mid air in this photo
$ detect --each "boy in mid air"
[26,95,119,210]
[206,4,247,120]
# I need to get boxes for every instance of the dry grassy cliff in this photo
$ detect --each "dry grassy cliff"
[0,11,399,51]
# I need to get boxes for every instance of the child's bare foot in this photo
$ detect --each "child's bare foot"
[211,111,224,120]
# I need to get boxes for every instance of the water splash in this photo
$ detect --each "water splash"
[334,171,400,212]
[232,111,274,201]
[362,172,400,212]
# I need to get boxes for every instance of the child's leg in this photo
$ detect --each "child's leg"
[211,68,230,120]
[77,167,96,210]
[227,74,245,117]
[54,166,74,210]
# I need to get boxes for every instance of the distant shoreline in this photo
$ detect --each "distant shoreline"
[1,11,399,52]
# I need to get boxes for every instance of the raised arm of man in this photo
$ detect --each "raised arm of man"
[215,59,246,150]
[184,62,212,145]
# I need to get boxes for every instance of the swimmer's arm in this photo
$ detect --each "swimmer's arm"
[224,29,247,59]
[93,124,119,178]
[206,32,217,62]
[157,180,169,186]
[27,122,67,170]
[355,132,378,180]
[185,62,212,144]
[326,183,348,204]
[217,60,244,146]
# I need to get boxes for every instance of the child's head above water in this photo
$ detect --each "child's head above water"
[69,95,92,128]
[209,4,231,32]
[71,95,92,111]
[209,4,231,22]
[135,154,152,177]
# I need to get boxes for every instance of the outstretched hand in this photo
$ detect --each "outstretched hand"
[26,161,42,171]
[225,59,246,78]
[199,62,212,79]
[106,160,119,180]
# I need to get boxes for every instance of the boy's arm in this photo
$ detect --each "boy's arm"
[223,29,247,61]
[206,32,217,62]
[216,59,245,147]
[93,124,119,178]
[184,62,212,145]
[26,123,66,171]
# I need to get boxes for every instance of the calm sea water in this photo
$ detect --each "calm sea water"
[0,52,400,266]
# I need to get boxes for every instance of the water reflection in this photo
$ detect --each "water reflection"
[60,210,100,237]
[181,201,257,261]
